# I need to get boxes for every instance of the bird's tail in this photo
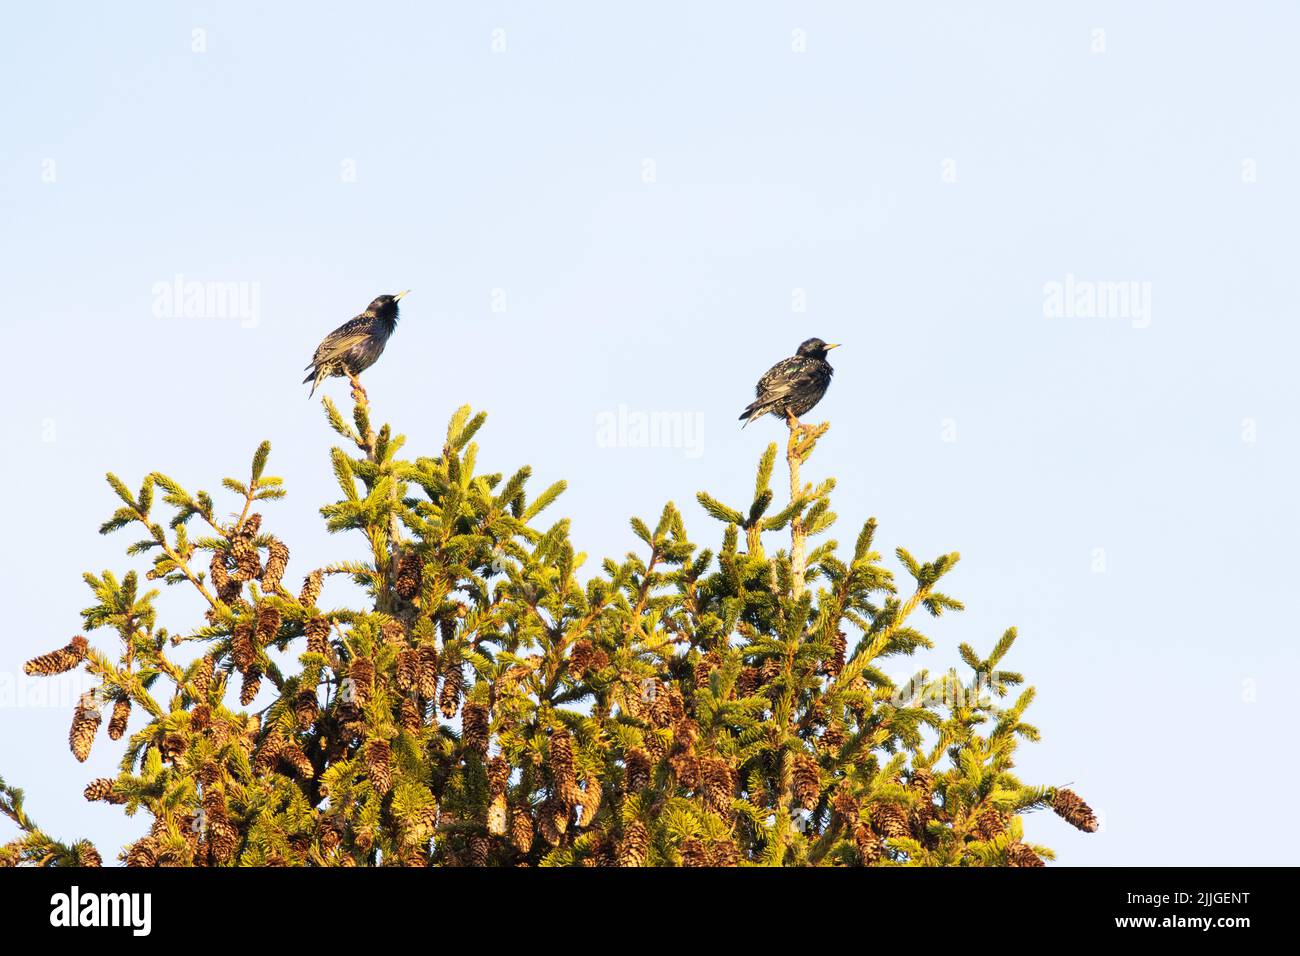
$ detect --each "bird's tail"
[738,401,768,426]
[304,367,321,398]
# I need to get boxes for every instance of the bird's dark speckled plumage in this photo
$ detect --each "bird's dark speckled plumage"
[738,337,839,426]
[303,292,408,397]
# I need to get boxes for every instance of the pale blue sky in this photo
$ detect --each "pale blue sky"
[2,2,1296,865]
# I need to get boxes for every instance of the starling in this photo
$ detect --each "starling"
[738,337,840,426]
[303,291,409,397]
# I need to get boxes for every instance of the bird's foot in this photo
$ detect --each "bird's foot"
[347,373,368,402]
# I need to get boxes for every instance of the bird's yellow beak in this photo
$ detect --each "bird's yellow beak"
[393,290,410,301]
[825,343,841,350]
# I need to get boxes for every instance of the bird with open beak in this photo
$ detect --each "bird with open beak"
[303,291,409,397]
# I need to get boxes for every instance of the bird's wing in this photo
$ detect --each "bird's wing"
[755,358,816,401]
[307,315,371,367]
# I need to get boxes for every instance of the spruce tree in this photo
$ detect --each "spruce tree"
[1,386,1096,866]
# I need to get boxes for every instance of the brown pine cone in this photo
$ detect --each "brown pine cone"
[394,550,422,600]
[680,838,710,867]
[832,789,860,825]
[347,657,374,707]
[239,666,262,706]
[24,636,88,676]
[395,648,419,691]
[191,655,215,699]
[230,618,255,672]
[854,823,882,864]
[438,663,463,719]
[711,839,740,867]
[417,646,439,699]
[792,753,821,811]
[125,838,157,867]
[624,747,651,792]
[487,755,511,795]
[365,739,392,794]
[910,767,935,794]
[1051,788,1099,833]
[84,778,124,804]
[78,843,102,867]
[509,806,534,854]
[293,689,318,729]
[617,820,649,867]
[255,605,282,647]
[548,728,581,807]
[400,695,423,732]
[461,701,489,755]
[1006,842,1045,867]
[69,694,102,762]
[575,778,602,827]
[826,629,847,677]
[191,703,212,732]
[701,756,735,816]
[299,570,323,608]
[305,615,330,656]
[972,807,1007,842]
[487,793,509,836]
[538,796,568,846]
[736,666,760,699]
[207,819,239,863]
[107,696,131,740]
[261,539,289,592]
[669,750,701,789]
[209,552,241,603]
[870,803,909,840]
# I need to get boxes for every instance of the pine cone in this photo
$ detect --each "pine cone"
[792,753,821,811]
[910,767,935,795]
[1006,842,1045,867]
[299,570,323,608]
[261,539,289,592]
[230,618,255,672]
[680,838,710,867]
[972,807,1007,842]
[548,728,581,807]
[826,629,847,677]
[347,657,374,707]
[832,789,860,825]
[395,648,419,691]
[107,696,131,740]
[78,843,102,867]
[366,739,392,794]
[69,695,101,762]
[669,750,701,789]
[24,636,88,676]
[293,689,318,729]
[854,823,882,864]
[207,818,239,863]
[736,667,760,698]
[711,839,740,867]
[487,755,511,795]
[239,666,262,706]
[509,806,534,854]
[538,796,568,846]
[462,701,489,755]
[871,803,909,840]
[821,721,846,753]
[417,646,439,699]
[701,756,735,816]
[126,838,157,867]
[191,703,211,732]
[84,778,124,804]
[1052,788,1099,833]
[209,552,241,603]
[438,663,463,719]
[694,649,722,691]
[394,550,422,600]
[617,820,649,867]
[255,605,282,647]
[191,655,215,700]
[400,695,423,732]
[229,517,262,582]
[305,615,330,656]
[488,793,509,836]
[575,778,602,827]
[624,747,651,792]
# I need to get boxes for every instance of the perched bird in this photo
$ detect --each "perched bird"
[303,291,409,397]
[738,337,840,426]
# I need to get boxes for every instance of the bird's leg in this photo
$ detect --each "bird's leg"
[347,371,368,403]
